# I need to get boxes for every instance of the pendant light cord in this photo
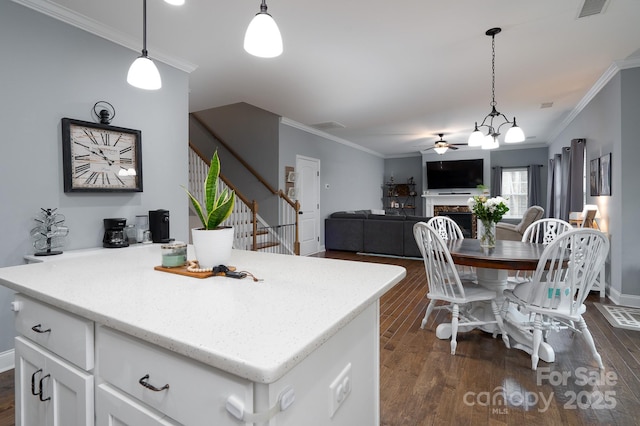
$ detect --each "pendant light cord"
[490,33,496,108]
[142,0,148,57]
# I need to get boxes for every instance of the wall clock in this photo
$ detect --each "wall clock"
[61,118,143,192]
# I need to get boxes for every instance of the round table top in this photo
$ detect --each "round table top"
[447,239,546,270]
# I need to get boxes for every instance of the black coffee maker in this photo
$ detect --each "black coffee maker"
[103,218,129,248]
[149,209,171,243]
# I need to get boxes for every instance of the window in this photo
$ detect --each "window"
[501,168,528,217]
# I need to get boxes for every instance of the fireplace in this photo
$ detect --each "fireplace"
[433,205,476,238]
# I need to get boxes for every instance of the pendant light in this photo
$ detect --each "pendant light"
[468,28,525,148]
[127,0,162,90]
[244,0,283,58]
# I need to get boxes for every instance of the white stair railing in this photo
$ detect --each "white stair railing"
[188,146,298,255]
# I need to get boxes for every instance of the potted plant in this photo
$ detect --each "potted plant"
[184,150,236,269]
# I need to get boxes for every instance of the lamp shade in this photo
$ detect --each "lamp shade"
[504,120,525,143]
[244,13,283,58]
[127,56,162,90]
[433,146,448,155]
[468,127,485,147]
[481,134,499,150]
[164,0,184,4]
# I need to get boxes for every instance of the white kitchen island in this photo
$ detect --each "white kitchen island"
[0,245,406,426]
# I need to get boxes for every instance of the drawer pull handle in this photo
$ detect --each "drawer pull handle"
[139,374,170,392]
[38,374,51,402]
[31,369,42,396]
[31,324,51,334]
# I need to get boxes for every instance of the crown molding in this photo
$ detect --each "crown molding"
[548,56,640,141]
[11,0,198,73]
[280,117,385,158]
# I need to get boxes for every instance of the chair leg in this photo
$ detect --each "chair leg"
[578,317,604,369]
[491,300,510,349]
[531,314,543,370]
[421,300,437,329]
[450,304,459,355]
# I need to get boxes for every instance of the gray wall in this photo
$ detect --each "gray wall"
[279,123,385,246]
[190,103,281,225]
[0,2,189,353]
[548,65,640,302]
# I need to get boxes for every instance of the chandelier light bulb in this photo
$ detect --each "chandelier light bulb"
[244,1,283,58]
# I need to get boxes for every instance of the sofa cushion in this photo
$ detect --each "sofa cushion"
[368,214,406,221]
[325,218,364,252]
[363,218,404,256]
[330,211,368,219]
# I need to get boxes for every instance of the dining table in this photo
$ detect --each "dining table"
[439,238,557,363]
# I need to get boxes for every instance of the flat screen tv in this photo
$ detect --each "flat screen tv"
[426,159,484,190]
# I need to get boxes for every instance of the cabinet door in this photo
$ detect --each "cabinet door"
[15,337,94,426]
[97,383,180,426]
[15,337,47,426]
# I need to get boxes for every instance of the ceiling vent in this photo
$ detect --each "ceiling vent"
[578,0,609,18]
[311,121,346,130]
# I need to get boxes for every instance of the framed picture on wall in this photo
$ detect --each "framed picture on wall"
[589,158,600,196]
[599,153,611,196]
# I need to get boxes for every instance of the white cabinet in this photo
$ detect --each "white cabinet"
[13,294,94,426]
[95,325,253,426]
[96,383,180,426]
[15,337,94,426]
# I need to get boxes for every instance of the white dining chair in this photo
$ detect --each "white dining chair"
[510,218,573,284]
[502,228,609,370]
[413,222,509,355]
[426,216,474,280]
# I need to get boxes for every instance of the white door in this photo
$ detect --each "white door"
[296,156,321,256]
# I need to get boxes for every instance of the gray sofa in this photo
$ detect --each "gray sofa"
[325,210,431,257]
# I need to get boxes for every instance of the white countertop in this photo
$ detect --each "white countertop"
[1,245,405,384]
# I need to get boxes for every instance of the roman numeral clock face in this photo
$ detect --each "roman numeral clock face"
[62,118,143,192]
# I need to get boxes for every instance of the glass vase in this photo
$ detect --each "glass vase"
[479,219,496,248]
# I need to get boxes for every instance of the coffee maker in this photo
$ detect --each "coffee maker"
[103,218,129,248]
[149,209,171,243]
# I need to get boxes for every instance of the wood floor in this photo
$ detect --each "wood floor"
[0,250,638,425]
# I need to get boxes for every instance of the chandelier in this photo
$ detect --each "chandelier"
[468,28,525,149]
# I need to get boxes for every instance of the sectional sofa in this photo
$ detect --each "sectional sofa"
[324,210,432,257]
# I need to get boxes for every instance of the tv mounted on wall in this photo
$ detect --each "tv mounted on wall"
[426,159,484,190]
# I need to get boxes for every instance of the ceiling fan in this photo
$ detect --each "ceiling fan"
[424,134,466,155]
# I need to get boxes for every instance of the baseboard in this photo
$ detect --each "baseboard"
[0,349,14,373]
[607,287,640,308]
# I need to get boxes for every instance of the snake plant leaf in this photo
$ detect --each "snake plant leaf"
[184,149,236,230]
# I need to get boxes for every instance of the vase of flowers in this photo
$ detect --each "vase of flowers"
[467,195,509,248]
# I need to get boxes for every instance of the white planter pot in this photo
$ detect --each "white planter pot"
[191,227,234,269]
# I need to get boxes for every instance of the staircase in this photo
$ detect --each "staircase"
[188,144,300,255]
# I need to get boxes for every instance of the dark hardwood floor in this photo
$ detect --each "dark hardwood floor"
[0,250,638,425]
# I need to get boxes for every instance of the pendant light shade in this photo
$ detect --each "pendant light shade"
[128,0,162,90]
[482,134,499,150]
[244,1,283,58]
[468,123,485,147]
[127,56,162,90]
[164,0,185,5]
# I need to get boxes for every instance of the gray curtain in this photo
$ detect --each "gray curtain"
[491,166,502,197]
[547,139,584,220]
[527,164,542,207]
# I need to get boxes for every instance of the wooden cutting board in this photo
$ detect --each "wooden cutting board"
[154,265,213,279]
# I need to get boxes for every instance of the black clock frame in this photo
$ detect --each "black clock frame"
[61,118,143,193]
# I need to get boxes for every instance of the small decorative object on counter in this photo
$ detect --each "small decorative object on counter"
[30,208,69,256]
[125,224,138,244]
[161,242,187,268]
[468,195,509,248]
